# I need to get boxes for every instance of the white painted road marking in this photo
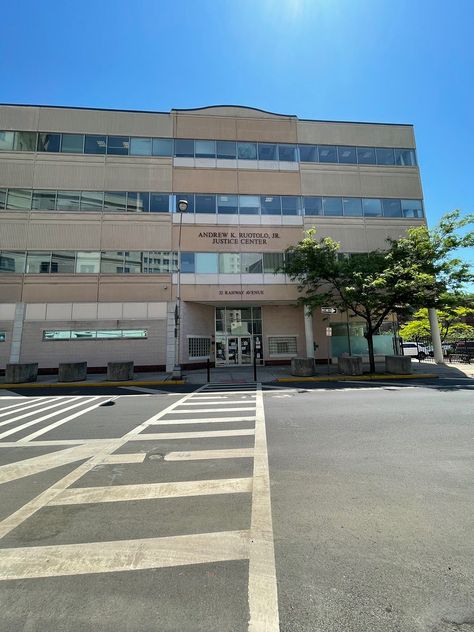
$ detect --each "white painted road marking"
[164,448,255,461]
[49,477,253,505]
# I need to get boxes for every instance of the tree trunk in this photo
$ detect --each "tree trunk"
[366,330,376,373]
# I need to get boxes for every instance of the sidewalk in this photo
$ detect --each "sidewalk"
[1,360,472,389]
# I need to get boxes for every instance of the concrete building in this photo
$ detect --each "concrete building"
[0,104,424,372]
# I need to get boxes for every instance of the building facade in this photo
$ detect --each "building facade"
[0,104,424,371]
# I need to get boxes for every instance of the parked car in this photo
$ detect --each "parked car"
[401,341,431,360]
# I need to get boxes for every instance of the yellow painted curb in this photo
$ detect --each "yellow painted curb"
[277,373,439,383]
[0,380,186,389]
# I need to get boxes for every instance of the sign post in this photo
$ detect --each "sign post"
[321,307,337,315]
[326,327,332,375]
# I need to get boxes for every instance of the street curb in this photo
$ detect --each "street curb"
[276,373,439,383]
[0,379,186,389]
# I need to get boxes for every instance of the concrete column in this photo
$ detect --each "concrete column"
[304,309,314,358]
[9,303,25,363]
[428,307,445,364]
[165,301,177,372]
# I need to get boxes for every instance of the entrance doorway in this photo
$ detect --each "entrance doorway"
[216,335,252,366]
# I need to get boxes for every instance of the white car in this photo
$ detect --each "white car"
[401,341,431,360]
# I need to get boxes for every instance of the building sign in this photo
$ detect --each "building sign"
[321,307,337,314]
[218,289,264,296]
[198,231,281,246]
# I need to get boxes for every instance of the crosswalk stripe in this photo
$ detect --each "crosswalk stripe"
[0,398,42,415]
[21,397,116,442]
[166,407,256,414]
[0,397,73,428]
[134,429,255,440]
[0,397,101,440]
[49,477,253,505]
[100,453,146,464]
[149,416,255,425]
[164,448,254,461]
[178,400,257,406]
[0,530,250,580]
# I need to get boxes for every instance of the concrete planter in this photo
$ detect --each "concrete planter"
[58,362,87,382]
[338,356,363,376]
[5,363,38,383]
[290,357,315,377]
[107,361,134,381]
[385,355,412,375]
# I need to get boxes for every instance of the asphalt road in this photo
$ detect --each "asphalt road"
[0,377,472,631]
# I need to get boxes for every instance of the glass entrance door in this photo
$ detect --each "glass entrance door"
[215,335,253,366]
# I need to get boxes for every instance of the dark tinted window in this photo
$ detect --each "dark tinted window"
[152,138,173,156]
[107,136,129,155]
[281,196,301,215]
[195,194,216,213]
[217,194,238,214]
[6,189,31,210]
[323,197,343,216]
[303,196,322,215]
[57,191,81,211]
[299,145,318,162]
[127,192,150,212]
[0,189,5,209]
[338,146,357,164]
[175,139,194,157]
[37,133,61,152]
[14,132,36,151]
[278,144,297,161]
[382,198,402,217]
[61,134,84,153]
[149,193,170,212]
[130,137,152,156]
[32,190,56,210]
[84,135,107,154]
[104,191,127,212]
[342,197,363,216]
[357,147,376,164]
[401,199,423,218]
[239,195,260,215]
[261,195,281,215]
[318,145,337,163]
[362,198,382,216]
[394,148,416,166]
[258,144,277,160]
[195,140,216,158]
[376,147,395,165]
[216,141,236,159]
[80,191,104,211]
[237,142,257,160]
[181,252,195,273]
[0,131,14,151]
[51,251,75,273]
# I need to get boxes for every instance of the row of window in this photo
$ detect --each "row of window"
[43,329,148,341]
[0,189,424,218]
[0,251,289,275]
[0,130,417,166]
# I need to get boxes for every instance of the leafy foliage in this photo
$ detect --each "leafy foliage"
[400,306,474,341]
[281,211,473,372]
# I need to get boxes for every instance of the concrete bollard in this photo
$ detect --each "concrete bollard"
[290,357,315,377]
[385,355,412,374]
[5,363,38,383]
[107,361,134,381]
[58,362,87,382]
[338,356,363,376]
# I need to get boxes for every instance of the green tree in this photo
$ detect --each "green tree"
[400,306,474,341]
[281,211,473,373]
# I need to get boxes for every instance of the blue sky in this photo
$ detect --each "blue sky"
[1,0,472,266]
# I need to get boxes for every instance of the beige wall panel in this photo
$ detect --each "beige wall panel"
[175,106,293,119]
[236,118,298,143]
[0,304,16,320]
[297,121,416,148]
[364,223,420,248]
[237,170,301,195]
[0,106,40,131]
[181,285,300,302]
[0,156,35,187]
[27,217,101,249]
[173,168,238,193]
[101,217,171,250]
[262,305,306,358]
[0,219,29,249]
[104,159,172,191]
[33,157,105,189]
[0,278,23,302]
[20,319,168,368]
[176,225,305,252]
[358,171,422,198]
[21,277,100,303]
[181,303,214,361]
[302,221,369,251]
[174,115,237,140]
[38,107,173,137]
[98,277,172,302]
